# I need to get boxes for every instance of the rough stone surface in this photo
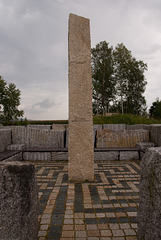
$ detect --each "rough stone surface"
[136,142,155,151]
[0,161,38,240]
[136,142,155,159]
[0,129,11,152]
[93,124,102,131]
[94,151,119,161]
[68,13,94,181]
[149,124,161,146]
[52,124,68,130]
[52,152,68,160]
[126,124,148,130]
[96,129,149,148]
[3,152,22,162]
[7,144,25,151]
[65,130,68,148]
[120,151,139,160]
[138,147,161,240]
[23,152,51,161]
[27,124,51,130]
[103,124,126,130]
[11,127,65,148]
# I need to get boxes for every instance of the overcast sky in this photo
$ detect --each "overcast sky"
[0,0,161,120]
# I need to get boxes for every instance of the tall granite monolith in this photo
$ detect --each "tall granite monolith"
[68,13,94,181]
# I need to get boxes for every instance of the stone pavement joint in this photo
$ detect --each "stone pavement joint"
[35,160,139,239]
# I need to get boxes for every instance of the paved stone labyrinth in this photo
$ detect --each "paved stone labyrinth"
[35,160,140,239]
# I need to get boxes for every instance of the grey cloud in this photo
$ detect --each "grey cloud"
[24,98,61,115]
[0,0,161,119]
[34,99,59,109]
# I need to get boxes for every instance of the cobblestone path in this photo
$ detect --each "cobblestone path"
[35,160,140,240]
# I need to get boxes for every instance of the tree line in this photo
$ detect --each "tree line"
[92,41,147,115]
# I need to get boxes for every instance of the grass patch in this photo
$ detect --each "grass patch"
[93,114,161,125]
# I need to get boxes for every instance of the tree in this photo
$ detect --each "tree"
[91,42,148,115]
[91,41,115,115]
[149,98,161,119]
[0,76,24,121]
[114,43,147,115]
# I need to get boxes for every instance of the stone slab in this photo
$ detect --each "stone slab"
[136,142,155,151]
[93,124,102,131]
[136,142,155,160]
[96,129,149,148]
[0,161,38,240]
[0,129,11,152]
[52,152,68,160]
[23,152,51,161]
[148,124,161,146]
[68,13,94,181]
[3,152,22,162]
[126,124,148,130]
[94,151,119,161]
[7,144,25,151]
[27,124,51,130]
[11,127,65,148]
[52,124,68,130]
[103,124,126,130]
[120,151,139,160]
[138,147,161,239]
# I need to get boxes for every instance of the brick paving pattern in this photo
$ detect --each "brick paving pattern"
[35,160,140,239]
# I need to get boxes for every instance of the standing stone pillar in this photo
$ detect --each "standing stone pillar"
[68,13,94,181]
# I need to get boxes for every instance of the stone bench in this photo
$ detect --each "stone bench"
[22,147,142,161]
[22,148,68,161]
[94,147,142,161]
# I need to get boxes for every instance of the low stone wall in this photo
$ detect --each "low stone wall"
[138,147,161,239]
[96,129,149,148]
[0,161,38,240]
[0,129,11,152]
[0,124,161,155]
[10,126,65,149]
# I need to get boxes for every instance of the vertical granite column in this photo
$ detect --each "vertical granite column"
[68,13,94,181]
